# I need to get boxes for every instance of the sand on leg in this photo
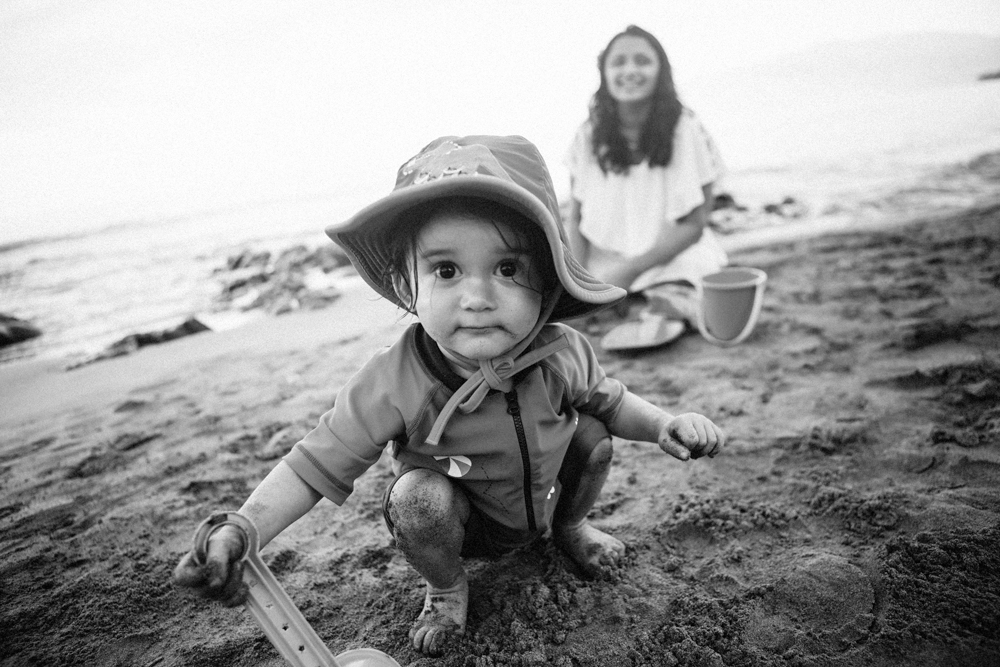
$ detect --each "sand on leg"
[386,469,470,655]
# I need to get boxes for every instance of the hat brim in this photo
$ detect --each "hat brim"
[326,175,625,322]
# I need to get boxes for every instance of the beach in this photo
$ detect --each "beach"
[3,6,1000,664]
[2,186,998,665]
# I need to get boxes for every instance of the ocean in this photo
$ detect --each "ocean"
[3,78,999,366]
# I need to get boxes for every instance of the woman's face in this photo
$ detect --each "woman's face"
[602,35,660,104]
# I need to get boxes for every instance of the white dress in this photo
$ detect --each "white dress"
[565,109,728,292]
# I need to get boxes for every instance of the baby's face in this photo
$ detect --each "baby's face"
[410,212,544,365]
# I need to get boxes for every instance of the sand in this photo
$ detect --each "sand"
[1,200,999,667]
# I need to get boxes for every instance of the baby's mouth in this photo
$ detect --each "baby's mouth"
[459,325,504,334]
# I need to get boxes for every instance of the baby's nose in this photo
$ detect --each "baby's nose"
[460,277,496,310]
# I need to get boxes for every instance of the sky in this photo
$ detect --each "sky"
[2,0,999,242]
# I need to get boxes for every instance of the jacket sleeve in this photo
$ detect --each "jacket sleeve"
[547,324,627,423]
[283,348,407,505]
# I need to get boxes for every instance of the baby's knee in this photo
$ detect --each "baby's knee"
[388,469,466,531]
[584,436,614,475]
[574,414,613,473]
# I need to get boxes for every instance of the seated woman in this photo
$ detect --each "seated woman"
[565,25,727,348]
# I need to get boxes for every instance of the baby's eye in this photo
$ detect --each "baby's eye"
[435,263,457,279]
[497,260,519,278]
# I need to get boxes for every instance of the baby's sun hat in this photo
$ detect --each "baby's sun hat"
[329,136,627,445]
[326,134,626,322]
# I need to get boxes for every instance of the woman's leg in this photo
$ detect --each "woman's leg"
[644,281,699,324]
[386,468,471,655]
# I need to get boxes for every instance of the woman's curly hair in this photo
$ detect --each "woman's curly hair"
[589,25,683,175]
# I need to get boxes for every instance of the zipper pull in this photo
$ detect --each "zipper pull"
[504,389,520,415]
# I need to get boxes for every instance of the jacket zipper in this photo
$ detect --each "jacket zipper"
[504,388,536,532]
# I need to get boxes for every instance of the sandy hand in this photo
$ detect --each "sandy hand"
[553,519,626,578]
[172,525,248,607]
[658,413,725,461]
[410,573,469,656]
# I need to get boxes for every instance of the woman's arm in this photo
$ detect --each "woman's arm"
[601,183,715,290]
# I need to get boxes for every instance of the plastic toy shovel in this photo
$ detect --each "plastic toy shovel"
[193,511,401,667]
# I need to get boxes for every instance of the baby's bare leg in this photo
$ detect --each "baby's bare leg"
[387,469,470,656]
[553,432,625,577]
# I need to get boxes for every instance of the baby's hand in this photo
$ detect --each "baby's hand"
[173,525,249,607]
[658,413,725,461]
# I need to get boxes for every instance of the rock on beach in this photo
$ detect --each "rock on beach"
[0,313,42,348]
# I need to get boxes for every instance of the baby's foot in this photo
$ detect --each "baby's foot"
[410,573,468,656]
[553,520,625,577]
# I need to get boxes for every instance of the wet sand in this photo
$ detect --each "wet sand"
[1,199,998,666]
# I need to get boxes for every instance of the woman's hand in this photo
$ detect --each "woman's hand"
[594,184,716,292]
[658,412,725,461]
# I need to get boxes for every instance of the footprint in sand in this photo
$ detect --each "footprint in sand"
[742,553,875,653]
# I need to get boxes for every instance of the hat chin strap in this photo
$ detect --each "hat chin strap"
[425,286,568,446]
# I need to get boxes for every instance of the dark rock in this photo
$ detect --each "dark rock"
[221,249,271,272]
[67,317,211,369]
[0,313,42,348]
[213,244,351,315]
[708,194,808,234]
[763,197,806,218]
[712,192,746,212]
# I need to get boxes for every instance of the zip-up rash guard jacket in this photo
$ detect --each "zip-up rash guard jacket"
[284,322,626,535]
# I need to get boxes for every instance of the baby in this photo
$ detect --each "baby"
[174,135,725,656]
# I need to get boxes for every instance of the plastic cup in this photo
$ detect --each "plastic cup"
[696,267,767,347]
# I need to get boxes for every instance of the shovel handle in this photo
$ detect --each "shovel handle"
[194,511,342,667]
